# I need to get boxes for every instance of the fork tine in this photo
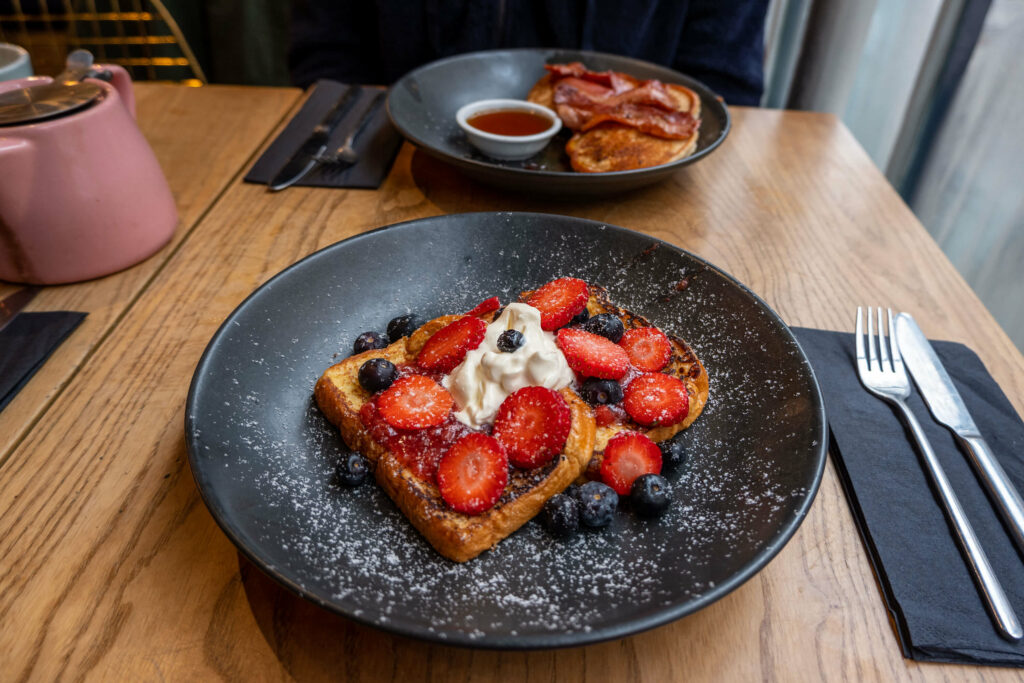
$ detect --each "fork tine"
[877,307,890,372]
[888,308,903,372]
[866,306,878,371]
[855,306,866,369]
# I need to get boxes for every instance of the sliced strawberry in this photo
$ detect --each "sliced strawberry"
[623,372,689,427]
[377,374,453,429]
[416,315,487,373]
[437,432,509,515]
[525,277,588,331]
[492,386,571,468]
[594,405,618,427]
[620,327,672,372]
[600,431,662,495]
[466,296,500,318]
[556,328,629,380]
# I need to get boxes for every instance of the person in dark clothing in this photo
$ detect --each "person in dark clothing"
[288,0,769,106]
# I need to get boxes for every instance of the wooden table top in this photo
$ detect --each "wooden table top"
[1,84,1022,681]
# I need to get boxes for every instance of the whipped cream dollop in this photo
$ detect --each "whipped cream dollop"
[443,303,574,428]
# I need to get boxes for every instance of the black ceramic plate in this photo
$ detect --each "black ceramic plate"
[386,49,729,194]
[186,212,825,649]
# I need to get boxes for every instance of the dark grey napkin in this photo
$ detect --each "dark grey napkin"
[793,327,1024,667]
[0,311,86,412]
[245,80,402,190]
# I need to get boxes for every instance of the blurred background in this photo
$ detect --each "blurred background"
[2,0,1020,351]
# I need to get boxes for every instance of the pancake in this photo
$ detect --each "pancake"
[527,67,702,173]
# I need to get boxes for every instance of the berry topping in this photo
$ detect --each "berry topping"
[358,358,397,393]
[555,328,629,380]
[387,314,420,342]
[570,307,590,326]
[577,481,618,528]
[659,438,688,470]
[594,405,618,427]
[416,315,487,373]
[497,329,525,352]
[600,431,663,495]
[579,377,623,405]
[582,313,624,342]
[525,277,589,331]
[353,331,388,354]
[466,296,501,318]
[620,327,672,372]
[336,452,370,487]
[630,473,672,517]
[377,374,454,429]
[436,433,509,515]
[541,493,580,537]
[622,372,689,427]
[491,386,571,469]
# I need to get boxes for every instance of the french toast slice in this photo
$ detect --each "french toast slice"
[584,285,708,450]
[514,285,708,479]
[315,316,596,563]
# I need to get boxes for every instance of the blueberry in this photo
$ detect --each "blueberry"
[659,439,687,470]
[579,378,623,405]
[353,331,387,354]
[387,314,420,342]
[542,493,579,537]
[578,481,618,528]
[358,358,397,393]
[583,314,624,342]
[336,452,370,487]
[630,473,672,517]
[570,307,590,325]
[497,329,525,352]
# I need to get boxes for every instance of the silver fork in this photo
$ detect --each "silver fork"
[855,307,1022,642]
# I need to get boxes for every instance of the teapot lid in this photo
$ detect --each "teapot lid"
[0,81,103,126]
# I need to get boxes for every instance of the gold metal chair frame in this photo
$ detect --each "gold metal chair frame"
[1,0,206,84]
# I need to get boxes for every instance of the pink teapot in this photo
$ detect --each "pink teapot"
[0,62,177,284]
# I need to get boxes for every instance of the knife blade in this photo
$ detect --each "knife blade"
[268,85,362,191]
[895,312,1024,556]
[0,286,40,334]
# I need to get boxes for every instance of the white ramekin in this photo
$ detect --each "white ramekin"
[455,98,562,161]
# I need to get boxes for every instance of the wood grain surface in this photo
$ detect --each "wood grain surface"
[1,95,1022,682]
[0,84,301,462]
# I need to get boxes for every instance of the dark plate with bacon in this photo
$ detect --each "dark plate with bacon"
[387,48,729,195]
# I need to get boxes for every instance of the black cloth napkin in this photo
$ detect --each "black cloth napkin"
[0,311,86,412]
[245,80,402,190]
[793,327,1024,667]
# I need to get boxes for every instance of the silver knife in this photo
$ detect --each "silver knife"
[0,286,40,334]
[896,312,1024,557]
[268,85,362,191]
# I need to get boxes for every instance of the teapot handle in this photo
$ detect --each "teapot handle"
[91,64,135,119]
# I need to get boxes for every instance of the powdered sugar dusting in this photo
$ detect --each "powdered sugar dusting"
[187,214,824,646]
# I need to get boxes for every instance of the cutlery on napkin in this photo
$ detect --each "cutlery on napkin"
[793,326,1024,667]
[246,80,402,190]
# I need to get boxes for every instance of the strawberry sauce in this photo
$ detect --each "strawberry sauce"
[360,396,474,482]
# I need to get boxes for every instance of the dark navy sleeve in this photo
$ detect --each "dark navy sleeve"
[289,0,767,105]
